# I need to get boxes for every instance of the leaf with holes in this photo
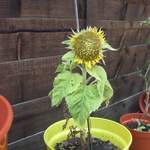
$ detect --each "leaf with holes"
[50,71,82,107]
[66,84,102,126]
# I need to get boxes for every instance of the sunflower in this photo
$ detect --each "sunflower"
[63,27,107,69]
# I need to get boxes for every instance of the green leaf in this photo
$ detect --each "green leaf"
[101,42,118,51]
[96,80,105,100]
[50,71,82,107]
[56,62,76,73]
[103,80,113,105]
[55,63,66,73]
[86,65,107,81]
[66,84,102,126]
[62,51,74,62]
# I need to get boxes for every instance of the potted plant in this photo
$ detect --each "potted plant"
[0,96,13,150]
[44,27,132,150]
[120,60,150,150]
[139,17,150,115]
[139,61,150,115]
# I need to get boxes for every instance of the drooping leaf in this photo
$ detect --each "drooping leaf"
[97,80,113,105]
[103,80,113,105]
[66,84,102,126]
[86,65,107,81]
[96,80,105,99]
[50,71,82,107]
[101,42,118,51]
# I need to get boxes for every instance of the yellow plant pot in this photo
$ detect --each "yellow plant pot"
[44,117,132,150]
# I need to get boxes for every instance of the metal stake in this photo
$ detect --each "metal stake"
[74,0,80,31]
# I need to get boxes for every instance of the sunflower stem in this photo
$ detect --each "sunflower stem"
[86,76,93,84]
[90,79,97,85]
[81,66,92,150]
[87,117,92,150]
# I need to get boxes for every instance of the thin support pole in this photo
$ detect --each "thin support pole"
[74,0,80,31]
[87,118,92,150]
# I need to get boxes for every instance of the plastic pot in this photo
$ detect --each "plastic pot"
[0,96,13,150]
[44,117,132,150]
[139,92,150,115]
[120,113,150,150]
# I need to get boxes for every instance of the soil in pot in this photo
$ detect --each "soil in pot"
[55,137,120,150]
[125,120,150,132]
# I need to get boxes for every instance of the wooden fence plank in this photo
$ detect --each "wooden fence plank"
[87,0,150,21]
[94,92,141,121]
[8,131,45,150]
[110,74,144,103]
[0,18,85,33]
[0,56,61,104]
[105,44,150,78]
[20,0,86,18]
[9,104,64,143]
[0,33,18,62]
[0,0,10,17]
[21,32,69,59]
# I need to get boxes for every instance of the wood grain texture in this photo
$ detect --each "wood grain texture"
[0,18,85,33]
[94,92,141,121]
[0,0,19,17]
[20,0,86,18]
[9,97,64,143]
[87,0,150,21]
[0,33,18,62]
[110,74,144,103]
[21,32,70,59]
[105,44,150,78]
[0,56,61,104]
[8,131,46,150]
[0,0,10,17]
[8,93,141,149]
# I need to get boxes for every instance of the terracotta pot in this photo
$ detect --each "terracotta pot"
[120,113,150,150]
[0,96,13,150]
[139,92,150,115]
[0,136,7,150]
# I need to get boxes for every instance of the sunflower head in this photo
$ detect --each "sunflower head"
[63,27,106,69]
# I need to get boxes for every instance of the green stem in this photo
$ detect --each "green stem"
[81,66,92,150]
[87,118,92,150]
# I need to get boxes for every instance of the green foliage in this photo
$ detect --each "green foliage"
[56,51,76,73]
[66,84,103,126]
[49,29,114,127]
[141,60,150,92]
[103,80,113,103]
[86,65,107,81]
[50,71,83,106]
[101,42,118,51]
[49,63,113,126]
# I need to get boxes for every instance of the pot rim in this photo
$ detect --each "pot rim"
[120,112,150,136]
[44,117,132,150]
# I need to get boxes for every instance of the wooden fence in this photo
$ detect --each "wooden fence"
[0,0,149,149]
